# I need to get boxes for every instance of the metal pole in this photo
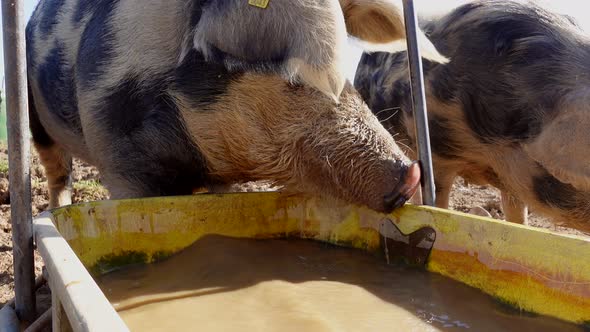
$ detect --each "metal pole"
[402,0,436,206]
[2,0,36,322]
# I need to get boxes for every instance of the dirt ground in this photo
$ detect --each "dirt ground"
[0,145,587,324]
[0,145,109,326]
[446,180,588,237]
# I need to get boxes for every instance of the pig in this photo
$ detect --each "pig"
[355,0,590,233]
[25,0,447,213]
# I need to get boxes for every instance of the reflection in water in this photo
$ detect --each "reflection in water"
[96,236,583,332]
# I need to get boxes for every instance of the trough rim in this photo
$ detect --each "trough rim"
[33,192,590,330]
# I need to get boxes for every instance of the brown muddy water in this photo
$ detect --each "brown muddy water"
[96,235,585,332]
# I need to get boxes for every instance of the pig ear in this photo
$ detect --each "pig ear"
[190,0,348,102]
[340,0,448,63]
[524,102,590,192]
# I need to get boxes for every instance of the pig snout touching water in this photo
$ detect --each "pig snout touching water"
[26,0,445,213]
[355,0,590,232]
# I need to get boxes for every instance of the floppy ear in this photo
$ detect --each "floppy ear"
[190,0,348,102]
[340,0,448,63]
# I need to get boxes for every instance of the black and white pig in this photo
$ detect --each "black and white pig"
[25,0,448,213]
[355,0,590,232]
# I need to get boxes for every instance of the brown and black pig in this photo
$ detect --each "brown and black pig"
[25,0,447,213]
[355,0,590,232]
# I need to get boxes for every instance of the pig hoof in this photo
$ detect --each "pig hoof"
[469,206,492,218]
[384,162,421,211]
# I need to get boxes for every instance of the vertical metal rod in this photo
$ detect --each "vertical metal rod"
[2,0,36,322]
[402,0,436,206]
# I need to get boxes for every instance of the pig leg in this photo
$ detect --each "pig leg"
[29,86,72,208]
[434,169,457,209]
[35,144,73,209]
[501,191,528,224]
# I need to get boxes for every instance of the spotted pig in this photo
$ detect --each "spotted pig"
[26,0,447,213]
[355,0,590,232]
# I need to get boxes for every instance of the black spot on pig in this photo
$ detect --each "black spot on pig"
[369,88,393,117]
[189,0,207,28]
[206,44,288,74]
[428,115,461,158]
[474,10,568,62]
[173,49,239,107]
[356,52,411,115]
[77,0,119,87]
[39,0,66,34]
[444,1,484,24]
[358,51,381,69]
[389,80,411,112]
[533,168,580,211]
[99,74,209,196]
[100,77,146,135]
[355,52,414,141]
[201,0,232,12]
[426,63,456,103]
[28,84,54,148]
[25,17,38,69]
[458,86,542,144]
[73,0,102,24]
[507,37,567,113]
[37,41,82,134]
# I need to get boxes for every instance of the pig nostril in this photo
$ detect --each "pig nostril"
[383,161,422,212]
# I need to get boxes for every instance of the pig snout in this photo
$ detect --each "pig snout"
[290,87,423,214]
[382,161,421,212]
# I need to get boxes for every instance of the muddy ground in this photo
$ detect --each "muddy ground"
[0,146,587,325]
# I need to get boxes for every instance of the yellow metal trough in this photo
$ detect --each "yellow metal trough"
[33,192,590,331]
